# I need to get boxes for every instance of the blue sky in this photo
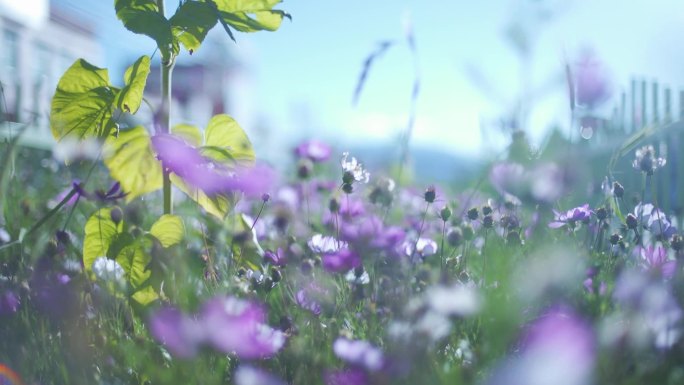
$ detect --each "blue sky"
[52,0,684,159]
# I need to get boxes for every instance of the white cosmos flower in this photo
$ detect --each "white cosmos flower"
[341,152,370,183]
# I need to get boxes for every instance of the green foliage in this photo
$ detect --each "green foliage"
[50,56,150,142]
[229,213,264,272]
[83,207,123,274]
[115,0,178,59]
[50,59,119,140]
[116,0,289,58]
[169,114,255,218]
[114,55,151,114]
[201,114,255,165]
[211,0,291,34]
[170,1,218,53]
[149,214,185,248]
[83,208,184,305]
[103,125,163,202]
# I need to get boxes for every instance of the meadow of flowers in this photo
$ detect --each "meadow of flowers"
[2,1,684,385]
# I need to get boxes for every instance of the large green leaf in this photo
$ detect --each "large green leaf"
[170,1,218,53]
[83,208,123,274]
[149,214,184,248]
[104,126,163,202]
[115,0,178,59]
[171,123,203,146]
[202,114,255,166]
[116,239,152,288]
[171,174,236,219]
[115,55,151,114]
[167,115,254,218]
[210,0,290,34]
[50,59,118,140]
[131,285,159,305]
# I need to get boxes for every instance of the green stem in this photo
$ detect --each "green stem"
[158,0,174,215]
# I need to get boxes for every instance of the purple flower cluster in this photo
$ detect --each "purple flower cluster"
[152,133,275,197]
[548,204,592,229]
[149,295,285,359]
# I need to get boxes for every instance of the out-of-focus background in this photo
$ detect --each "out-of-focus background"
[2,0,684,180]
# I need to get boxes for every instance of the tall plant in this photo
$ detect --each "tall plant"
[47,0,289,304]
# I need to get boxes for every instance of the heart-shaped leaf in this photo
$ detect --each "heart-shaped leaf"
[149,214,185,248]
[170,1,218,53]
[115,0,178,59]
[115,55,151,114]
[83,208,123,274]
[50,59,118,140]
[104,125,163,202]
[209,0,290,38]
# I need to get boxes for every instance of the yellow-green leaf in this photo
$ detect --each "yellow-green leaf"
[115,0,178,60]
[104,126,163,202]
[50,59,117,140]
[116,240,152,288]
[149,214,185,248]
[212,0,289,33]
[170,1,217,53]
[170,174,236,219]
[203,114,255,166]
[115,55,150,114]
[131,285,159,306]
[83,208,123,274]
[171,123,203,147]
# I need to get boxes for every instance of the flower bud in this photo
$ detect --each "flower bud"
[482,215,494,228]
[612,182,624,198]
[467,207,479,221]
[482,205,492,216]
[609,233,622,245]
[439,205,452,221]
[110,207,123,225]
[424,186,436,203]
[447,227,463,247]
[626,213,638,230]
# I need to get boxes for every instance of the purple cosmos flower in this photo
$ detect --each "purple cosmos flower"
[295,280,333,316]
[149,296,285,359]
[369,226,406,257]
[322,248,362,273]
[264,248,287,266]
[487,306,595,385]
[582,267,606,295]
[152,133,275,197]
[574,50,611,108]
[613,269,683,349]
[333,338,384,372]
[30,258,77,319]
[548,204,592,228]
[201,296,285,359]
[295,139,332,162]
[340,215,383,245]
[234,365,286,385]
[149,307,204,359]
[324,368,369,385]
[639,245,677,279]
[0,290,20,316]
[489,162,526,199]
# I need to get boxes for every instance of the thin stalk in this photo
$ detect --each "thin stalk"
[158,0,174,215]
[440,220,447,270]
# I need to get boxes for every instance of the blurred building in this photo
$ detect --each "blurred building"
[0,0,101,148]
